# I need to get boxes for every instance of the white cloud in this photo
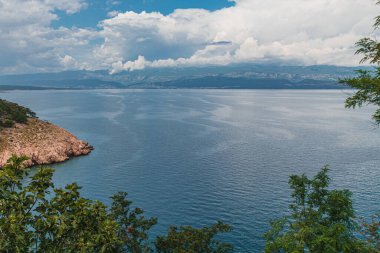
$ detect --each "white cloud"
[99,0,379,73]
[44,0,88,15]
[61,55,77,69]
[0,0,379,74]
[0,0,94,74]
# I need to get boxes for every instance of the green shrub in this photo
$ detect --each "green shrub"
[0,99,36,128]
[0,155,232,252]
[264,167,377,253]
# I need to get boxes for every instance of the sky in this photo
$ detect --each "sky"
[0,0,378,74]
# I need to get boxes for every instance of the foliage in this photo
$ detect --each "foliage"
[336,2,380,253]
[0,155,156,252]
[155,221,233,253]
[360,213,380,252]
[264,167,377,253]
[0,155,231,252]
[0,99,36,128]
[341,69,380,125]
[110,192,157,252]
[340,1,380,125]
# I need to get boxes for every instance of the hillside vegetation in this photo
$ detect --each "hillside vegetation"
[0,99,36,128]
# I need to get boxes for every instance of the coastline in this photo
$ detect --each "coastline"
[0,118,93,168]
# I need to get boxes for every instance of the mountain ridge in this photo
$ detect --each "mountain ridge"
[0,65,369,89]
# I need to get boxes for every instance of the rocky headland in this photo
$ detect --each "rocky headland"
[0,99,92,167]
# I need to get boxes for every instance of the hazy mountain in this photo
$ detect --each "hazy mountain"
[0,65,368,90]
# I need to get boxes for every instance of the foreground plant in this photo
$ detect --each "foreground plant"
[264,167,377,253]
[340,1,380,125]
[360,213,380,252]
[155,221,233,253]
[0,155,231,252]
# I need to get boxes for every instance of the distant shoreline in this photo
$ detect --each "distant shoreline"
[0,86,349,91]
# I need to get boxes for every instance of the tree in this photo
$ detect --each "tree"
[0,155,155,252]
[264,167,374,253]
[339,2,380,251]
[360,213,380,252]
[110,192,157,253]
[340,1,380,125]
[0,155,231,252]
[155,221,233,253]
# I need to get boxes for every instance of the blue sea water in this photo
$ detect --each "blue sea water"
[1,89,380,252]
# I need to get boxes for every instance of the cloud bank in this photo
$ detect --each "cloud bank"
[0,0,378,74]
[0,0,96,73]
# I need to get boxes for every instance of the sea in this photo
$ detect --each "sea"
[1,89,380,252]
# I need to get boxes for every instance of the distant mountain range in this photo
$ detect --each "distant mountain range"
[0,64,370,90]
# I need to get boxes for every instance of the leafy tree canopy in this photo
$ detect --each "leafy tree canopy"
[264,167,378,253]
[0,155,232,253]
[340,0,380,125]
[155,222,232,253]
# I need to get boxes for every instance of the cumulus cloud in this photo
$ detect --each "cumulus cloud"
[0,0,379,74]
[0,0,94,74]
[99,0,379,73]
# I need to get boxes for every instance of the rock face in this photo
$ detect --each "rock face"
[0,118,93,167]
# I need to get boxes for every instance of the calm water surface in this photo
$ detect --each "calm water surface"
[1,89,380,252]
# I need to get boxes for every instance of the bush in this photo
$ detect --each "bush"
[0,99,36,128]
[0,155,232,252]
[264,167,378,253]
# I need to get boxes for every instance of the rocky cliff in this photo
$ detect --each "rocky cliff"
[0,118,93,167]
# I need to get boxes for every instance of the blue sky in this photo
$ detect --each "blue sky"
[0,0,378,74]
[52,0,234,28]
